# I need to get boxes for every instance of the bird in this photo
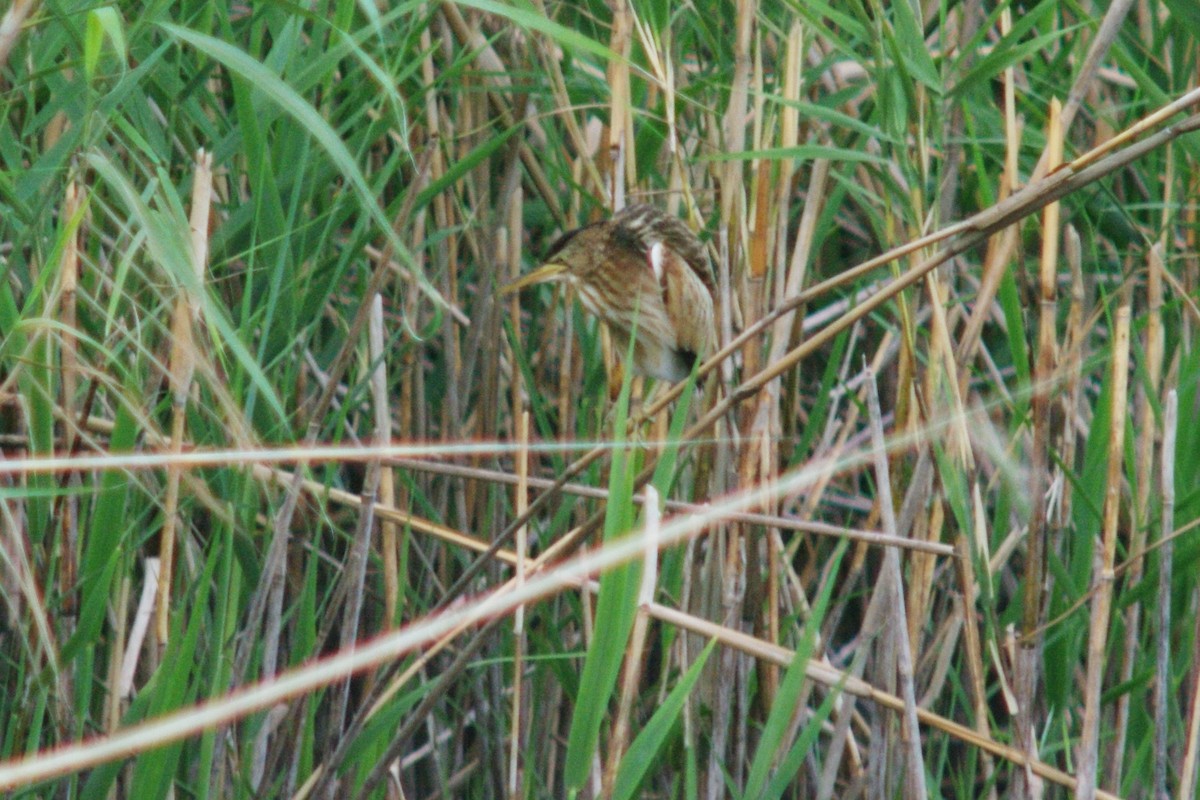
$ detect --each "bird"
[503,204,717,383]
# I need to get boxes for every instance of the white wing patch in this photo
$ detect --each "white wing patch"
[649,241,665,283]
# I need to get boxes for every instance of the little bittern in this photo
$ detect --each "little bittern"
[504,204,716,382]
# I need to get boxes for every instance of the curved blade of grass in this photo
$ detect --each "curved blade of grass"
[158,23,448,313]
[612,639,716,800]
[86,151,289,427]
[453,0,623,64]
[888,0,941,93]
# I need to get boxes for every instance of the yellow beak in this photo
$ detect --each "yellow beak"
[500,263,568,295]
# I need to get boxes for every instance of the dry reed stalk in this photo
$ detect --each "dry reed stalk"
[955,509,997,799]
[605,0,631,209]
[156,148,212,645]
[1155,390,1176,799]
[703,1,755,795]
[759,427,782,709]
[910,264,970,648]
[775,153,827,368]
[0,0,37,71]
[1108,240,1165,787]
[325,456,380,794]
[1074,286,1132,800]
[509,410,530,799]
[1058,225,1086,527]
[1186,597,1200,792]
[1015,96,1062,798]
[373,293,400,625]
[865,367,927,799]
[120,559,160,697]
[956,7,1022,373]
[369,294,396,618]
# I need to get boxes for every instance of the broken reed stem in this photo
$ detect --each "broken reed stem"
[155,149,212,645]
[1074,287,1132,800]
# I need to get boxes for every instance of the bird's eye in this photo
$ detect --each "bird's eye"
[544,225,588,261]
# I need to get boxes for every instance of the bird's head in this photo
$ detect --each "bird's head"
[500,222,609,294]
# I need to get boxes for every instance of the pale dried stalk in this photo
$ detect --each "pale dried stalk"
[155,148,212,645]
[505,177,529,796]
[954,6,1022,369]
[1015,96,1062,799]
[0,0,36,72]
[1058,225,1087,527]
[367,293,396,599]
[705,2,754,796]
[1156,390,1176,800]
[955,510,997,799]
[1074,288,1132,800]
[865,367,927,799]
[120,559,160,697]
[606,0,631,209]
[508,410,529,799]
[955,5,1023,366]
[719,0,753,226]
[1109,241,1165,787]
[369,296,399,621]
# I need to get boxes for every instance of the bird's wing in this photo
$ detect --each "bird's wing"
[657,243,716,358]
[612,205,717,296]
